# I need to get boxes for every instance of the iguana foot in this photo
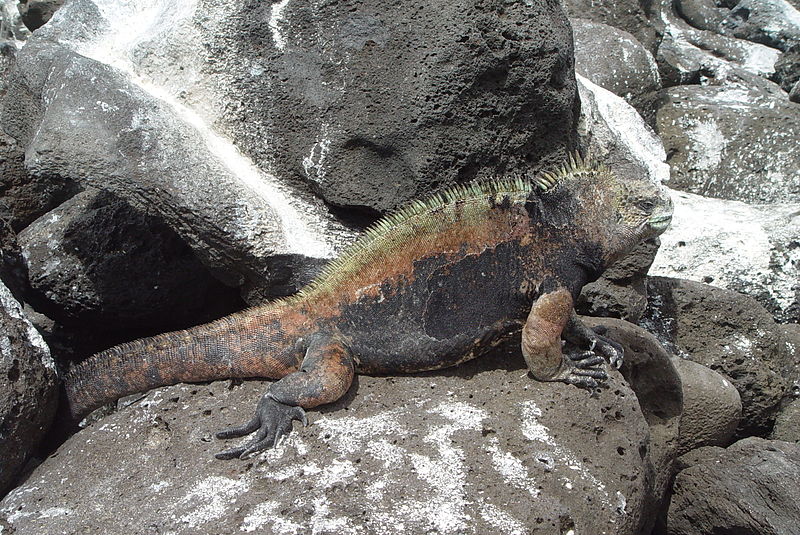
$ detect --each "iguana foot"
[556,350,608,389]
[215,394,307,460]
[586,326,624,369]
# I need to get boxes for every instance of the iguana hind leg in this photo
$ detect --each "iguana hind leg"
[215,331,354,459]
[521,288,610,388]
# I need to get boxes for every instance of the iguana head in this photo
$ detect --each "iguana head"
[532,155,673,273]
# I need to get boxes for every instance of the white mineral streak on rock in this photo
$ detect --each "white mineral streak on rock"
[177,476,251,528]
[651,190,800,314]
[577,75,670,186]
[486,438,540,497]
[303,122,333,182]
[314,408,406,454]
[478,501,527,535]
[0,281,54,370]
[520,401,612,507]
[63,0,347,258]
[408,401,487,534]
[681,117,727,171]
[269,0,292,51]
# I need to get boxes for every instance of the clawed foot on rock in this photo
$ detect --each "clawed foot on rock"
[215,394,307,460]
[558,325,625,389]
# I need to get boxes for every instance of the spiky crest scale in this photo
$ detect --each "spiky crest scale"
[276,154,600,306]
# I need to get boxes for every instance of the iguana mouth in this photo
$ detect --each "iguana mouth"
[648,213,672,232]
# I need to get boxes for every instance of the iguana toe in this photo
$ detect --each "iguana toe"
[215,394,307,460]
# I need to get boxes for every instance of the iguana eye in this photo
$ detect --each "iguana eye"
[637,200,655,212]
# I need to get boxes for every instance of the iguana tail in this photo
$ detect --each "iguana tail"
[61,306,304,423]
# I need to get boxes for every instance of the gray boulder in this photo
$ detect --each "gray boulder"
[651,85,800,204]
[650,190,799,323]
[642,277,798,436]
[1,0,30,42]
[0,280,57,495]
[0,330,681,535]
[667,437,800,535]
[572,19,662,103]
[18,188,243,331]
[561,0,659,52]
[673,358,741,454]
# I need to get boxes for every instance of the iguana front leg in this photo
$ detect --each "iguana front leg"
[521,288,609,388]
[215,331,355,459]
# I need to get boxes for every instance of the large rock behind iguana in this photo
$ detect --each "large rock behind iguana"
[0,327,681,535]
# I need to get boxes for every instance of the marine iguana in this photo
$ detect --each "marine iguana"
[61,155,673,459]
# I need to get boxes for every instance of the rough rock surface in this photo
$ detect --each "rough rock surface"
[561,0,659,52]
[18,188,243,332]
[208,0,579,215]
[0,329,681,535]
[771,398,800,442]
[666,437,800,535]
[673,358,741,454]
[572,19,661,103]
[651,189,799,323]
[652,85,800,204]
[581,316,684,515]
[576,75,670,187]
[0,280,57,495]
[642,277,798,436]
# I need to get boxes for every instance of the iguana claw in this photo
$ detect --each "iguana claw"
[558,349,608,389]
[215,394,307,460]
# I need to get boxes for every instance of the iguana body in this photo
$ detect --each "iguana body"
[63,157,673,459]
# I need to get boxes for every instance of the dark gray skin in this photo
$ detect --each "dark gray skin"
[61,161,673,460]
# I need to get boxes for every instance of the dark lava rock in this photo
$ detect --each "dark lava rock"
[210,1,580,215]
[643,277,798,436]
[0,280,57,496]
[666,437,800,535]
[18,1,63,32]
[572,18,661,103]
[651,85,800,204]
[578,238,660,324]
[0,326,680,535]
[18,188,244,334]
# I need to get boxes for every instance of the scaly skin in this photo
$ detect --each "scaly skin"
[61,156,673,459]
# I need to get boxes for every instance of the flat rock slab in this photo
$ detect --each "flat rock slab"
[1,350,657,535]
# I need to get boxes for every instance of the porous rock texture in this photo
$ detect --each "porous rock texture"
[0,280,57,496]
[213,1,579,215]
[666,437,800,535]
[673,358,741,454]
[0,326,682,535]
[642,277,798,436]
